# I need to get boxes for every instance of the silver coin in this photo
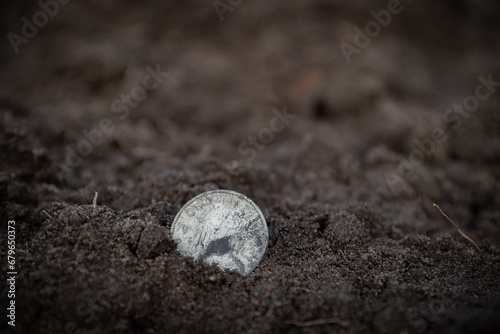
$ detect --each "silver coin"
[171,190,268,276]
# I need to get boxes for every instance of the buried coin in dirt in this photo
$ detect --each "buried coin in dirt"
[171,190,268,276]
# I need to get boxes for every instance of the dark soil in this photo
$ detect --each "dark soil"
[1,1,500,333]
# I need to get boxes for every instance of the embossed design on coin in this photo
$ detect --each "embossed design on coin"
[171,190,268,276]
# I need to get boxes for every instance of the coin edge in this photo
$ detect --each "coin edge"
[170,189,268,276]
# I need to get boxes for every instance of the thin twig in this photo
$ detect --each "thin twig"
[286,318,348,328]
[433,203,482,253]
[93,191,98,209]
[42,210,52,219]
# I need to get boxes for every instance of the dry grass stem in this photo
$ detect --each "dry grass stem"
[42,210,52,219]
[93,191,98,209]
[433,203,482,253]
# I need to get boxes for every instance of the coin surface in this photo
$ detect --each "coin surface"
[171,190,268,276]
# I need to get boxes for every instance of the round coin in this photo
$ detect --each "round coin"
[171,190,268,276]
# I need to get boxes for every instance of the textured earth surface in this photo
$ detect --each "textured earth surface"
[1,1,500,333]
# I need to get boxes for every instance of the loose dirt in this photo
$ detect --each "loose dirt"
[1,1,500,333]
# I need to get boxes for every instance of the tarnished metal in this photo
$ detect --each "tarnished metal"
[171,190,268,276]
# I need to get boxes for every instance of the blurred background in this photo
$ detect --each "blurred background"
[1,1,500,332]
[1,0,499,223]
